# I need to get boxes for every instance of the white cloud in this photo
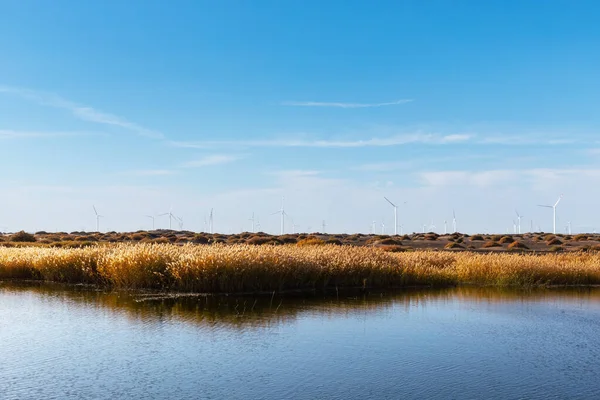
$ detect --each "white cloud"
[0,129,87,139]
[0,85,163,139]
[181,154,240,168]
[120,169,176,176]
[419,170,518,187]
[170,133,472,149]
[281,99,413,108]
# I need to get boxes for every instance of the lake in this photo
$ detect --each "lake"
[1,282,599,399]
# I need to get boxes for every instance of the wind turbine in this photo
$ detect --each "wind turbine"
[159,207,177,230]
[371,220,377,234]
[452,210,457,233]
[537,195,563,234]
[249,212,256,233]
[567,221,572,235]
[512,220,517,234]
[176,216,184,230]
[383,197,398,235]
[444,220,447,235]
[271,197,288,235]
[93,206,103,232]
[322,220,326,234]
[146,215,155,230]
[209,209,214,234]
[515,210,523,234]
[381,221,385,234]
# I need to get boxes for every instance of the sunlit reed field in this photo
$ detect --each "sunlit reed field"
[1,244,600,292]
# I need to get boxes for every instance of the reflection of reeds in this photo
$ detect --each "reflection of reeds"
[2,282,599,329]
[1,244,600,292]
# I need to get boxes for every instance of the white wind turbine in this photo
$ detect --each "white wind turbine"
[537,195,563,234]
[444,220,447,235]
[452,210,457,233]
[515,210,524,234]
[371,220,377,234]
[271,197,288,235]
[93,205,103,232]
[381,221,385,234]
[383,197,398,235]
[176,216,184,230]
[146,215,155,230]
[249,212,256,233]
[159,207,177,230]
[209,208,214,234]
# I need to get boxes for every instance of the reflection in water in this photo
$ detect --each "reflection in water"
[1,282,600,400]
[3,282,600,329]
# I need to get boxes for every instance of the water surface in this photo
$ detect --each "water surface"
[1,282,599,399]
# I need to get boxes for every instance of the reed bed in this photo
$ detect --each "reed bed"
[1,244,600,292]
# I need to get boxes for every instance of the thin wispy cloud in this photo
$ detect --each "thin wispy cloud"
[0,85,163,139]
[0,129,86,139]
[120,169,176,176]
[180,154,240,168]
[170,133,470,149]
[282,99,413,108]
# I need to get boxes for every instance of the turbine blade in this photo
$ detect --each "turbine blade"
[93,206,98,216]
[384,196,396,207]
[554,195,563,207]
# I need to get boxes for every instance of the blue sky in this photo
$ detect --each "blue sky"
[1,0,600,234]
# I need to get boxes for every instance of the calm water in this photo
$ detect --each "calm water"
[1,283,600,400]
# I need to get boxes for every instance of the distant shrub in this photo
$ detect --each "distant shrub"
[470,235,484,241]
[498,236,515,244]
[549,245,563,252]
[247,236,273,245]
[130,233,146,241]
[546,238,563,246]
[482,240,502,248]
[193,235,210,244]
[325,238,342,245]
[280,236,298,244]
[491,235,503,241]
[445,242,464,249]
[10,231,36,243]
[508,241,529,250]
[456,237,464,243]
[544,234,556,241]
[378,238,402,246]
[424,234,438,241]
[400,235,411,241]
[574,234,589,241]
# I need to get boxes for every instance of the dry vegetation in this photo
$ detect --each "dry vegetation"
[1,243,600,293]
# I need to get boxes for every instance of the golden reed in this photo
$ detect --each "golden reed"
[1,244,599,292]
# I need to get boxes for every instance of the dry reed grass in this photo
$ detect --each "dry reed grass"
[1,244,600,292]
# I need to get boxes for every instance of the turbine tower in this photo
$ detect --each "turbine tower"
[93,206,103,232]
[322,220,326,234]
[537,195,563,234]
[146,215,155,230]
[159,207,177,230]
[209,208,214,234]
[384,197,398,235]
[249,212,256,233]
[452,210,457,233]
[515,210,523,234]
[271,197,287,235]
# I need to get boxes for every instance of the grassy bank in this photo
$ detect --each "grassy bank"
[1,244,600,292]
